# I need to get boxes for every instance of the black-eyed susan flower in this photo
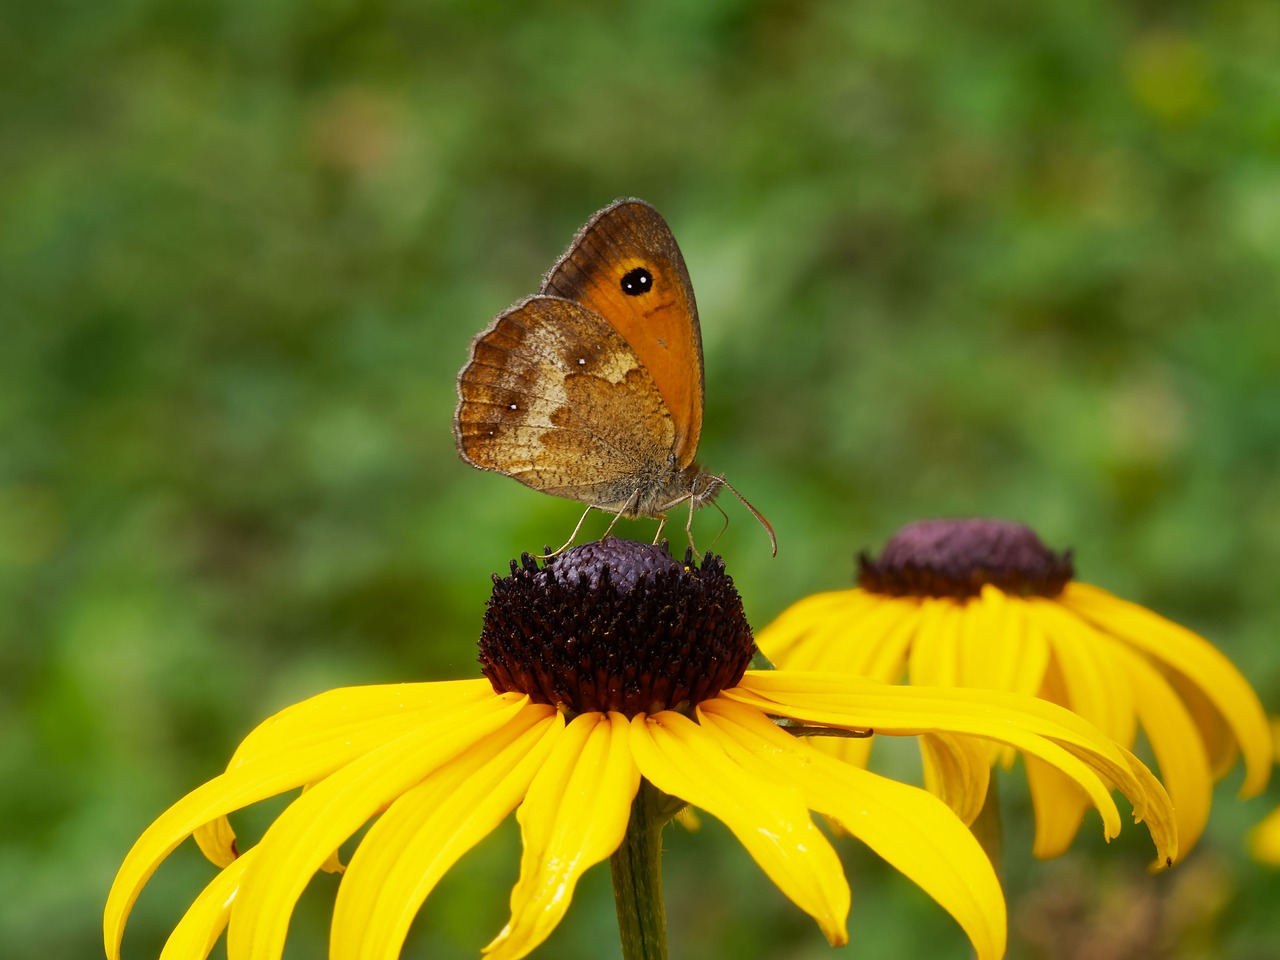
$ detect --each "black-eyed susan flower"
[758,518,1271,860]
[106,539,1176,960]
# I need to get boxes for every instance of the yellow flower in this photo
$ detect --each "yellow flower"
[1249,719,1280,865]
[758,518,1271,859]
[106,540,1175,960]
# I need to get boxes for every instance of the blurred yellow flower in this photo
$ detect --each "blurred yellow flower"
[758,519,1271,859]
[1248,720,1280,865]
[106,541,1175,960]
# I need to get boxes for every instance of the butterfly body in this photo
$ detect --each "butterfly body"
[455,198,772,554]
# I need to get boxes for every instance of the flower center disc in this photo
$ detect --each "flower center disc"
[858,518,1074,599]
[478,540,756,716]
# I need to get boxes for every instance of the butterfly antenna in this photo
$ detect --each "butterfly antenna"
[705,496,730,552]
[718,476,778,557]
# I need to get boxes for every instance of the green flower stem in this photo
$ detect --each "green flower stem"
[610,778,669,960]
[971,780,1003,881]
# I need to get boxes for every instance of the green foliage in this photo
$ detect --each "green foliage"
[3,1,1279,957]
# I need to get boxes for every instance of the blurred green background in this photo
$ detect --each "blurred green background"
[4,0,1280,957]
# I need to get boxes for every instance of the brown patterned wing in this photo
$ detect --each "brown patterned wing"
[541,199,705,469]
[454,295,679,513]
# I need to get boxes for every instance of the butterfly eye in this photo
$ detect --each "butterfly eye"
[620,267,653,296]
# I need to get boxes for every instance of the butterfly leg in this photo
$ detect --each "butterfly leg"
[600,490,640,542]
[537,504,597,559]
[651,514,668,545]
[683,497,702,560]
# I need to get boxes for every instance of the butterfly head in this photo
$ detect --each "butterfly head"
[688,471,724,509]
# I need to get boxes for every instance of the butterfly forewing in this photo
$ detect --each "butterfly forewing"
[455,296,680,512]
[541,199,705,467]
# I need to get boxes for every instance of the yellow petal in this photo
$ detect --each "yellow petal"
[954,589,1002,690]
[674,805,702,831]
[954,591,1049,768]
[908,599,963,686]
[854,600,921,681]
[158,848,255,960]
[1021,659,1178,866]
[193,816,239,869]
[699,698,1006,960]
[106,741,395,955]
[755,590,873,665]
[317,848,345,875]
[1167,671,1240,779]
[1026,597,1136,746]
[227,693,530,960]
[759,590,922,678]
[1117,742,1179,868]
[1111,644,1211,856]
[762,595,914,773]
[105,688,525,960]
[961,587,1051,698]
[227,680,496,770]
[108,779,272,959]
[1022,659,1091,858]
[332,704,561,960]
[920,732,991,826]
[729,671,1177,863]
[485,712,639,960]
[630,709,850,946]
[116,679,504,939]
[1023,754,1089,859]
[1249,804,1280,865]
[1061,582,1271,796]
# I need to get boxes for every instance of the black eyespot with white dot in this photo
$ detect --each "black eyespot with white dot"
[620,267,653,296]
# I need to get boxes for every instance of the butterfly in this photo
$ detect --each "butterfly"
[454,198,775,556]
